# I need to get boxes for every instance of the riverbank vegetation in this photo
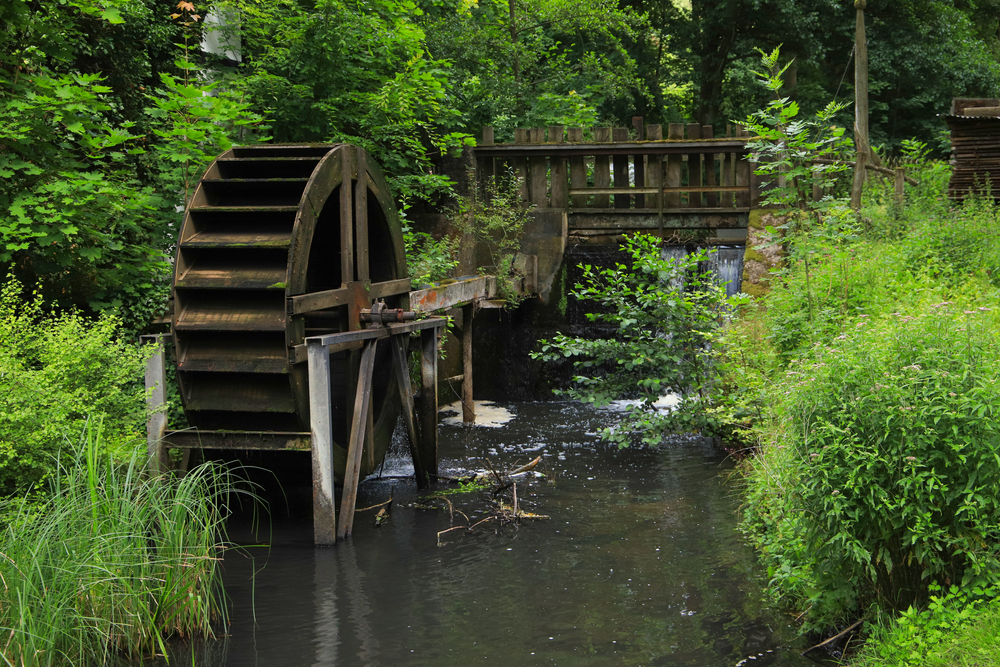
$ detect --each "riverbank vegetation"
[725,121,1000,662]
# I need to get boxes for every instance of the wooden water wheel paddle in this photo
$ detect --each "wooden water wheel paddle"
[171,144,411,480]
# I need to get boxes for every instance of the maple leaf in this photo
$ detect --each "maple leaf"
[177,1,196,11]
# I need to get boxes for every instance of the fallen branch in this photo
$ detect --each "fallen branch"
[800,620,863,656]
[510,456,543,476]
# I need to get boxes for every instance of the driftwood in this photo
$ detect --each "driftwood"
[800,619,863,656]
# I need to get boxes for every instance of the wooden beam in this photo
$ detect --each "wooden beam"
[417,327,439,482]
[308,338,336,545]
[390,335,429,488]
[461,303,475,424]
[338,338,378,539]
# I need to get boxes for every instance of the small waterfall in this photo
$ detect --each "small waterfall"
[660,245,745,297]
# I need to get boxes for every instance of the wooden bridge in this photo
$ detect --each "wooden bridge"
[473,118,755,300]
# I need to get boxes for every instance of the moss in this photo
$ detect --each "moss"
[748,209,768,230]
[743,248,769,265]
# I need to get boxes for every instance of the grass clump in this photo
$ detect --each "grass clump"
[0,421,235,666]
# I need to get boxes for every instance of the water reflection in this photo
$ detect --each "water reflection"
[158,402,809,667]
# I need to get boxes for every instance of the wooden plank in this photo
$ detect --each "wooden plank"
[514,128,529,202]
[308,338,336,545]
[143,334,170,475]
[568,127,587,208]
[338,338,378,539]
[722,152,735,207]
[612,127,630,209]
[370,278,412,299]
[549,126,568,208]
[570,185,746,195]
[593,127,611,207]
[481,126,495,145]
[529,127,548,207]
[355,149,369,281]
[666,124,684,207]
[479,127,496,198]
[461,303,475,423]
[736,152,750,208]
[418,327,438,483]
[390,335,428,488]
[632,117,645,207]
[569,210,749,229]
[703,126,717,207]
[645,124,662,209]
[408,276,496,313]
[473,140,749,157]
[339,147,354,286]
[687,124,702,208]
[163,430,312,450]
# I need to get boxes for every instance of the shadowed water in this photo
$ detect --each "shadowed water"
[164,401,811,667]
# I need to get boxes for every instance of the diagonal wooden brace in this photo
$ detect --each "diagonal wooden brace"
[338,337,378,539]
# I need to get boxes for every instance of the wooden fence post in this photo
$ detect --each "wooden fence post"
[568,127,587,208]
[851,0,869,209]
[646,124,662,210]
[549,125,568,209]
[686,123,702,208]
[666,124,684,207]
[594,127,611,207]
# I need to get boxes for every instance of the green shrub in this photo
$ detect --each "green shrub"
[741,299,1000,630]
[0,275,148,494]
[0,421,235,666]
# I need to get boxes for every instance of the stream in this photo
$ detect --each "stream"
[167,400,813,666]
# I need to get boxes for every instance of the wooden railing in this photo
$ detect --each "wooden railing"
[474,119,754,232]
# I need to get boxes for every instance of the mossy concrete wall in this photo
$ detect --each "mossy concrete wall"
[741,209,786,298]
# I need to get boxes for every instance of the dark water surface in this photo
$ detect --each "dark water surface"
[177,402,812,667]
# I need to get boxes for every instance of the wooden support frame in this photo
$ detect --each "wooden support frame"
[141,333,172,475]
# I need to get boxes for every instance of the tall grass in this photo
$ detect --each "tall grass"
[0,421,235,666]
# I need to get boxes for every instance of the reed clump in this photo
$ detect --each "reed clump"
[0,421,234,667]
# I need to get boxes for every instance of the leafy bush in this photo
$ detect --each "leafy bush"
[741,299,1000,630]
[0,421,235,666]
[0,276,147,494]
[533,233,737,446]
[404,227,460,286]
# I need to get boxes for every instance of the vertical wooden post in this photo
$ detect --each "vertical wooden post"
[632,116,645,208]
[514,128,529,203]
[529,127,548,207]
[646,124,662,210]
[722,152,735,208]
[461,304,475,423]
[418,326,439,481]
[568,127,587,208]
[339,147,354,286]
[612,127,630,209]
[338,339,378,540]
[686,123,702,208]
[703,125,717,207]
[354,148,369,282]
[308,338,336,545]
[143,334,170,475]
[736,150,750,208]
[549,125,568,209]
[894,167,905,205]
[851,0,868,210]
[480,127,496,199]
[594,127,611,208]
[666,123,684,207]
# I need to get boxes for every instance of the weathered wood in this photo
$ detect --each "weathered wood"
[390,335,428,488]
[418,327,438,482]
[162,430,312,451]
[307,338,336,545]
[482,126,495,145]
[593,127,611,207]
[569,210,749,229]
[568,127,587,208]
[514,128,529,202]
[612,128,630,209]
[736,147,750,208]
[143,334,170,475]
[666,124,684,207]
[354,149,369,282]
[702,126,717,207]
[686,124,702,208]
[722,152,735,207]
[408,276,498,313]
[895,167,905,205]
[851,1,868,209]
[475,139,749,157]
[479,127,496,197]
[338,338,378,539]
[529,127,548,207]
[632,117,645,207]
[461,303,475,423]
[339,147,354,286]
[645,124,662,209]
[549,126,568,208]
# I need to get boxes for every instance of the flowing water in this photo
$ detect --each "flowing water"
[166,401,815,667]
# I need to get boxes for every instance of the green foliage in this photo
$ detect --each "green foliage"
[0,420,236,666]
[741,46,852,214]
[451,172,530,306]
[404,227,460,286]
[533,234,738,447]
[858,584,1000,667]
[0,275,148,494]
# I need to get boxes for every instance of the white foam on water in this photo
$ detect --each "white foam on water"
[439,400,515,428]
[604,393,681,413]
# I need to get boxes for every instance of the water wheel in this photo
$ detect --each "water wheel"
[171,144,411,480]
